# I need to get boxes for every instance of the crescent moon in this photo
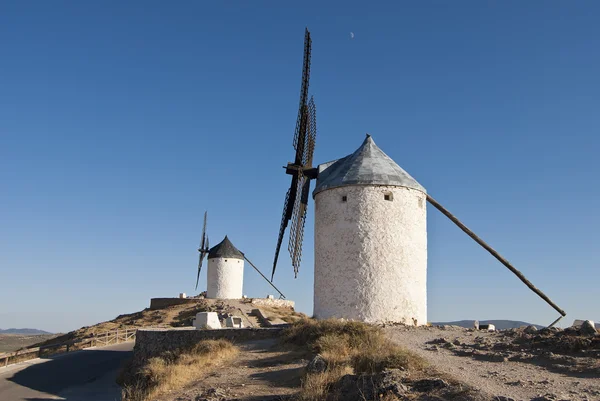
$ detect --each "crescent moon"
[350,32,355,39]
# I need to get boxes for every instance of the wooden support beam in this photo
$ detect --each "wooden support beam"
[426,194,566,317]
[244,255,287,299]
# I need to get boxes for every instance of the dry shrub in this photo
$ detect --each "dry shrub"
[296,365,353,401]
[314,334,352,366]
[351,331,425,374]
[283,318,378,350]
[121,339,238,401]
[283,319,426,400]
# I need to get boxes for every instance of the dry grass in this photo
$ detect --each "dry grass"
[296,365,353,401]
[283,319,426,401]
[260,306,308,323]
[120,339,238,401]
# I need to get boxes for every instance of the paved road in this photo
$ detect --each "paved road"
[0,342,133,401]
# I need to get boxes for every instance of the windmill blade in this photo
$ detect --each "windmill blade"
[288,173,310,277]
[293,28,312,159]
[272,180,297,281]
[200,211,207,250]
[304,96,317,168]
[195,252,206,290]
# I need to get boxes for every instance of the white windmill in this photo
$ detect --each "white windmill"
[271,28,567,327]
[196,212,286,300]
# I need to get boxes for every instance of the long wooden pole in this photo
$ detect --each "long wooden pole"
[243,255,287,299]
[426,194,566,317]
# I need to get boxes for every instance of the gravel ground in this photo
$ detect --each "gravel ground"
[384,325,600,401]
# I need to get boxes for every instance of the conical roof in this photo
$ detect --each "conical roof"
[313,135,425,196]
[208,236,244,260]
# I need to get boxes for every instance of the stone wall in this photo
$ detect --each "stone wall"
[133,327,284,363]
[149,297,295,311]
[248,298,295,309]
[149,298,203,310]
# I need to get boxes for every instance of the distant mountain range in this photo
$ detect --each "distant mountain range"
[0,328,52,335]
[432,320,544,330]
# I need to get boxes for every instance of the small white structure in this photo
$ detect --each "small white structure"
[572,319,599,330]
[483,324,496,332]
[206,236,245,299]
[179,293,187,299]
[225,316,244,328]
[313,135,428,325]
[193,312,221,330]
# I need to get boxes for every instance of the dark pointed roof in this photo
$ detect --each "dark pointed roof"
[207,236,244,260]
[313,135,426,196]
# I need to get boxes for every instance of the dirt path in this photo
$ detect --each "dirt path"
[385,326,600,401]
[163,339,305,401]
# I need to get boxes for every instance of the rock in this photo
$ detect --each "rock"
[375,369,408,396]
[334,369,408,401]
[443,342,455,349]
[427,337,449,345]
[495,397,516,401]
[412,378,448,392]
[524,325,538,334]
[306,354,327,373]
[579,320,597,336]
[530,393,572,401]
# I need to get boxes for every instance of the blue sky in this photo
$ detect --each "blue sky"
[1,2,599,333]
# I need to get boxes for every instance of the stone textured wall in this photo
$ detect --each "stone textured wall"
[248,298,295,309]
[207,258,244,299]
[133,327,284,362]
[314,185,427,325]
[149,297,295,311]
[149,298,202,310]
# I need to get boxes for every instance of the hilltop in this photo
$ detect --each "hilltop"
[0,328,52,335]
[29,298,305,351]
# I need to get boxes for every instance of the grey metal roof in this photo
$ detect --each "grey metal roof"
[208,236,244,260]
[313,135,426,196]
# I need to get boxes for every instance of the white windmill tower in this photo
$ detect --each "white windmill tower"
[271,28,567,327]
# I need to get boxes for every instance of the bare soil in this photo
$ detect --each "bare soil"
[154,338,307,401]
[122,322,600,401]
[384,325,600,401]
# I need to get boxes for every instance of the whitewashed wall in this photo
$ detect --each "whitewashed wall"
[313,185,427,325]
[206,258,244,299]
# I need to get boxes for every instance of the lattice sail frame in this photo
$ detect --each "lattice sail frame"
[287,97,317,277]
[271,28,317,281]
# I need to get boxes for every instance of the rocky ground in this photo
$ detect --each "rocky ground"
[150,337,484,401]
[385,324,600,401]
[153,338,306,401]
[124,323,600,401]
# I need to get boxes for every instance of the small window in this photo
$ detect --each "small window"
[342,195,347,202]
[384,192,393,201]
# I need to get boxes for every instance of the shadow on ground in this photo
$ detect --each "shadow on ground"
[6,348,130,401]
